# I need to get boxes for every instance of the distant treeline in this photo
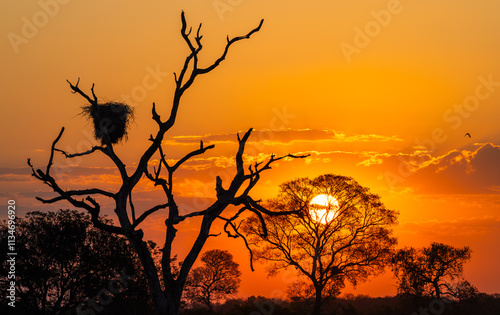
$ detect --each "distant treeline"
[180,294,500,315]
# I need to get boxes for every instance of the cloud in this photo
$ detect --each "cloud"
[357,152,395,167]
[162,129,403,147]
[17,137,500,197]
[0,174,34,182]
[0,167,32,176]
[401,143,500,194]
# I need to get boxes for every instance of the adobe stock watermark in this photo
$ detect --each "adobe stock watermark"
[384,74,499,189]
[251,299,275,315]
[412,298,452,315]
[213,0,244,21]
[120,65,169,108]
[6,200,17,308]
[76,267,135,315]
[7,0,72,54]
[340,0,407,63]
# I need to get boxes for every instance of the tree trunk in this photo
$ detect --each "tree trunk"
[311,286,323,315]
[206,291,214,313]
[165,298,180,315]
[127,233,170,314]
[146,289,181,315]
[433,281,441,300]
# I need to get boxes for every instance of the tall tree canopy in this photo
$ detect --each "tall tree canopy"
[243,174,398,315]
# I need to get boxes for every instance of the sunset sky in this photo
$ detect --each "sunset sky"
[2,0,500,298]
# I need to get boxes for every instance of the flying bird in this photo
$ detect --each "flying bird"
[465,133,471,138]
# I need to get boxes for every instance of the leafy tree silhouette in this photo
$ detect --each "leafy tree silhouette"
[391,242,476,301]
[27,12,306,315]
[243,174,398,315]
[0,209,157,314]
[184,249,241,312]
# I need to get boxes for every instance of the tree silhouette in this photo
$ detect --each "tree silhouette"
[391,242,475,300]
[27,12,306,315]
[0,209,155,314]
[184,249,241,312]
[286,279,344,304]
[243,174,398,315]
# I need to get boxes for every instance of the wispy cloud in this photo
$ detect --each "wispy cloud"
[399,143,500,193]
[17,132,500,198]
[162,129,403,147]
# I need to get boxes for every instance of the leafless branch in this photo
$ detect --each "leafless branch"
[102,139,128,180]
[152,102,162,125]
[35,189,115,203]
[28,130,125,235]
[66,78,98,106]
[55,146,105,158]
[244,195,304,217]
[131,203,171,230]
[85,196,126,235]
[129,191,136,222]
[235,129,253,176]
[174,210,207,224]
[46,127,65,176]
[145,165,167,188]
[220,216,255,271]
[157,145,170,171]
[171,142,215,172]
[197,19,264,74]
[243,153,309,181]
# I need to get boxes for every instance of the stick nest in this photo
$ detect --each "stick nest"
[81,102,134,145]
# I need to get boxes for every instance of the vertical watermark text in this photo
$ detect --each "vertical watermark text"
[6,200,17,308]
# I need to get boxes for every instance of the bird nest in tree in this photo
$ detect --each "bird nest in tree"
[81,102,134,145]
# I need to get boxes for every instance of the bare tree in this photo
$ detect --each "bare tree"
[184,249,241,312]
[28,12,306,315]
[243,174,398,315]
[391,242,474,300]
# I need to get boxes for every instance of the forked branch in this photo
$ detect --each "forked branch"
[46,127,65,177]
[131,203,171,230]
[66,78,98,106]
[198,19,264,74]
[28,129,123,235]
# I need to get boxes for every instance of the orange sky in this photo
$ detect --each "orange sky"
[2,0,500,298]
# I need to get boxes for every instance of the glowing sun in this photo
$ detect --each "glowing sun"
[309,194,339,224]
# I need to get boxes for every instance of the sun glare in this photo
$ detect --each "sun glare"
[309,194,339,224]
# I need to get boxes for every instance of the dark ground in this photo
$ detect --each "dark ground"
[180,294,500,315]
